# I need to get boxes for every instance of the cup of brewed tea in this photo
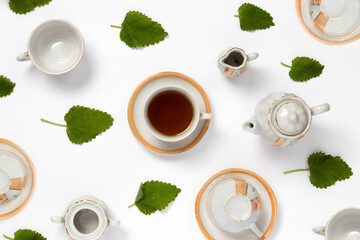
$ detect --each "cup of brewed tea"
[144,86,211,143]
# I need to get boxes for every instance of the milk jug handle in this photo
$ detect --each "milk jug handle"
[51,216,64,223]
[109,218,121,226]
[247,52,259,62]
[311,103,330,116]
[313,226,326,236]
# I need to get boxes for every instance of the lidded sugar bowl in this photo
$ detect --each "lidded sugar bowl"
[243,92,330,147]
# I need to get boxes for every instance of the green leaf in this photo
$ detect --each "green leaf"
[284,152,353,189]
[281,57,324,82]
[235,3,275,31]
[3,229,46,240]
[0,75,16,98]
[111,11,168,48]
[41,106,114,144]
[308,152,353,189]
[9,0,52,14]
[130,181,181,215]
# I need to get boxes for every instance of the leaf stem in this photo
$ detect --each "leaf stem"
[110,25,122,29]
[284,169,310,174]
[128,203,136,208]
[234,15,239,17]
[3,235,14,240]
[40,118,67,127]
[281,62,292,68]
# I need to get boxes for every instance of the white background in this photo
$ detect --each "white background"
[0,0,360,239]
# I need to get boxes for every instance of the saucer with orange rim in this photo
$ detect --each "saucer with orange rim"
[0,139,36,219]
[195,169,277,240]
[127,72,212,155]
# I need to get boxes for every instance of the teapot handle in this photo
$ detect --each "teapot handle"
[311,103,330,116]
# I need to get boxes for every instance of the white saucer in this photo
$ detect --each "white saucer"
[0,139,35,219]
[195,169,277,240]
[128,72,211,155]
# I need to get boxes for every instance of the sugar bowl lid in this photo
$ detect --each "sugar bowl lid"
[0,139,35,219]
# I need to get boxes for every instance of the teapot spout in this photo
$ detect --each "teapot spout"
[242,119,259,134]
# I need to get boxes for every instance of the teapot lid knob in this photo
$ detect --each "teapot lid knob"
[276,102,309,135]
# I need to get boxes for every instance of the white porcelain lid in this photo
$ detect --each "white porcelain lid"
[0,139,35,219]
[275,102,309,135]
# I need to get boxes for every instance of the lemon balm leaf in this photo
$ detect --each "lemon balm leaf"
[3,229,46,240]
[111,11,168,48]
[129,181,181,215]
[284,152,353,189]
[9,0,52,14]
[0,75,15,98]
[281,57,324,82]
[41,106,114,144]
[308,152,353,189]
[235,3,275,31]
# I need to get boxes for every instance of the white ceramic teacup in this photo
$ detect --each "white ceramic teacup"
[17,19,84,75]
[143,86,212,143]
[313,208,360,240]
[51,196,120,240]
[207,177,263,237]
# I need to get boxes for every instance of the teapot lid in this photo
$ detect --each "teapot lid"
[275,102,309,135]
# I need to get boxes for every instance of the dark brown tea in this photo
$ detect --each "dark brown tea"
[147,91,194,136]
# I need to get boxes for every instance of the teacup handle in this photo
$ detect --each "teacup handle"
[17,52,30,62]
[311,103,330,116]
[201,113,212,120]
[51,216,64,223]
[247,52,259,62]
[313,226,326,236]
[250,223,263,237]
[109,219,121,226]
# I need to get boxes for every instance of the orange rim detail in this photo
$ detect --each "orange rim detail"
[127,72,211,155]
[195,169,277,240]
[0,139,36,220]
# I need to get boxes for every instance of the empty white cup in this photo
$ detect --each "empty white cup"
[313,208,360,240]
[17,19,84,75]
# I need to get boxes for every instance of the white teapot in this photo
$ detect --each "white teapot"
[243,92,330,147]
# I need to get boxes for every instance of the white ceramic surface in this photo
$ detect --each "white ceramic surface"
[207,177,262,236]
[218,47,259,78]
[17,19,84,75]
[143,86,211,143]
[242,91,330,147]
[196,169,276,240]
[132,76,210,151]
[51,196,120,240]
[297,0,360,44]
[0,140,35,219]
[313,208,360,240]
